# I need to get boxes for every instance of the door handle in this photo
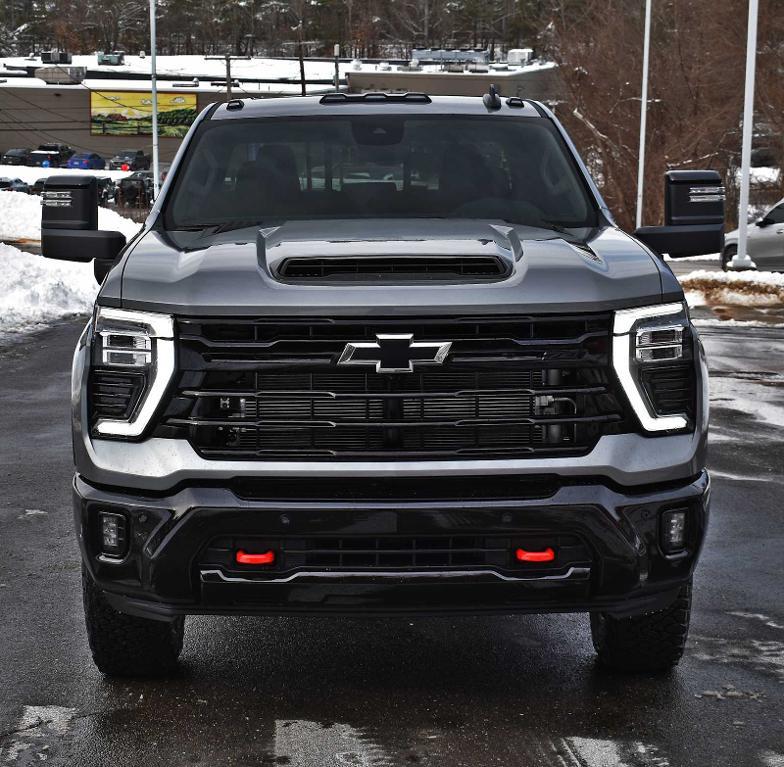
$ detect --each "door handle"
[776,228,784,234]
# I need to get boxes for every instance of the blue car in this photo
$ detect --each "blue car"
[67,152,106,170]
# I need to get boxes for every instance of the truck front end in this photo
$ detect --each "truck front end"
[46,94,715,676]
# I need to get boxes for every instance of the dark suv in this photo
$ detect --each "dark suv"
[29,143,74,167]
[40,93,723,677]
[109,149,150,171]
[1,147,32,165]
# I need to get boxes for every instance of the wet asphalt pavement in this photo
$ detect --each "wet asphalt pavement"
[0,319,782,767]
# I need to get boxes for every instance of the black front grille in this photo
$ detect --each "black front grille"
[159,314,628,460]
[277,256,508,282]
[89,369,146,422]
[198,533,591,575]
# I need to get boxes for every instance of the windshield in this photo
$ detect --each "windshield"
[164,115,598,230]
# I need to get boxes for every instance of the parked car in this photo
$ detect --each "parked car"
[723,197,784,271]
[41,93,720,678]
[30,177,48,195]
[109,149,150,171]
[117,170,154,207]
[1,147,32,165]
[96,176,117,205]
[0,177,30,193]
[28,143,74,167]
[67,152,106,170]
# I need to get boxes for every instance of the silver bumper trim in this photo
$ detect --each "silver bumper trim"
[79,432,705,491]
[200,567,591,585]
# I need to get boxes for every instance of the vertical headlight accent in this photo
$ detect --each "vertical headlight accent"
[92,307,175,438]
[612,303,690,432]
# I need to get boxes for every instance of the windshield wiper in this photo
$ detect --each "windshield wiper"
[175,220,264,233]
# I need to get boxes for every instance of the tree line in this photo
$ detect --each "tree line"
[1,0,544,59]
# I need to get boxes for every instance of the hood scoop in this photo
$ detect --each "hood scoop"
[257,221,523,283]
[276,254,509,282]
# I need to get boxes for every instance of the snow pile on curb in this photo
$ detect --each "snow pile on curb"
[679,269,784,308]
[0,243,97,334]
[0,191,140,242]
[0,164,131,185]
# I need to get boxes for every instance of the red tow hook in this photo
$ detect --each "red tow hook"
[235,549,276,566]
[515,547,556,563]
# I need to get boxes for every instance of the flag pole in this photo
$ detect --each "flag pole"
[149,0,160,199]
[635,0,652,230]
[731,0,759,269]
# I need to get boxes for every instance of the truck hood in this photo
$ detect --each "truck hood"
[109,219,679,316]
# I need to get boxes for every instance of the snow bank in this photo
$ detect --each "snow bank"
[0,242,97,335]
[735,166,781,185]
[0,191,140,242]
[0,164,131,184]
[680,269,784,308]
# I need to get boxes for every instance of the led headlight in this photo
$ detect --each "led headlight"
[613,302,691,432]
[92,307,175,438]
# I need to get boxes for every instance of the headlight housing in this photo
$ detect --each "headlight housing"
[612,302,694,432]
[90,307,175,438]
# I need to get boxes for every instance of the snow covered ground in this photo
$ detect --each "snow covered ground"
[1,53,350,82]
[0,191,139,337]
[0,164,130,184]
[0,190,139,242]
[0,242,97,336]
[680,269,784,309]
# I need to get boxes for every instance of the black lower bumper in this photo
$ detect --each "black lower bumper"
[75,472,709,620]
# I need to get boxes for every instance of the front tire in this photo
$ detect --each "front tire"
[82,566,184,677]
[590,580,692,673]
[721,245,737,271]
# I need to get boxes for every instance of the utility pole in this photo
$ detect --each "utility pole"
[732,0,759,270]
[206,53,251,102]
[297,22,306,96]
[333,43,340,90]
[149,0,159,198]
[635,0,652,230]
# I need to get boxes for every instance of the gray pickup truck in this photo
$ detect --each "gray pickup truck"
[40,91,723,677]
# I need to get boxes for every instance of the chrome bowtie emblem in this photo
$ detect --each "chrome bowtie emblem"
[338,334,452,374]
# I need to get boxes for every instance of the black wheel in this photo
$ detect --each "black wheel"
[721,245,736,271]
[590,580,691,673]
[82,566,184,677]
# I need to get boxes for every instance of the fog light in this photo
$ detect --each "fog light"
[100,512,127,558]
[661,509,687,553]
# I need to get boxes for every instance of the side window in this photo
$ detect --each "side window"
[766,204,784,224]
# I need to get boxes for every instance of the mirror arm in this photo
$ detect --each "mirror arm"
[41,229,126,263]
[634,223,724,258]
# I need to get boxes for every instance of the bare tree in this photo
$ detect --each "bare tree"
[542,0,764,230]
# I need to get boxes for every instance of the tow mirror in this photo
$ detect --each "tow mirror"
[634,170,724,258]
[41,175,126,282]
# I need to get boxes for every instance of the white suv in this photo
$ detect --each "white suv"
[723,197,784,271]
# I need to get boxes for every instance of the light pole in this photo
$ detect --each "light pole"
[731,0,759,270]
[635,0,652,230]
[149,0,160,198]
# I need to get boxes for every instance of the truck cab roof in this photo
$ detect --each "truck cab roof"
[208,93,543,122]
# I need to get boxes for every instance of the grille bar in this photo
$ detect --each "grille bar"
[168,414,620,428]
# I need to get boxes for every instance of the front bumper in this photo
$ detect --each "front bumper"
[76,471,709,620]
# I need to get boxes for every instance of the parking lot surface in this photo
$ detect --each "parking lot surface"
[0,320,782,767]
